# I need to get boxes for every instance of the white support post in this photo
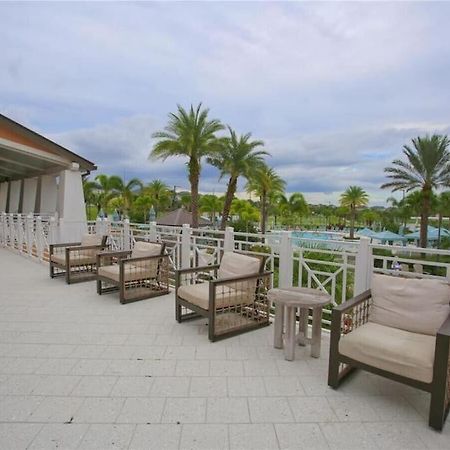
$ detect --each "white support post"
[224,226,235,253]
[103,217,110,239]
[25,213,33,256]
[9,213,16,248]
[36,216,44,260]
[279,231,293,288]
[95,217,102,235]
[48,216,58,245]
[354,237,372,295]
[0,212,5,246]
[17,213,24,252]
[181,223,191,269]
[123,219,131,250]
[149,221,158,242]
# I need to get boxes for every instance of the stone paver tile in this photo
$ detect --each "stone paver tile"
[226,346,258,360]
[363,422,428,449]
[248,397,294,423]
[28,423,88,450]
[175,360,210,376]
[141,360,177,377]
[116,397,165,424]
[190,377,227,397]
[29,396,85,423]
[78,424,135,450]
[0,395,43,422]
[276,423,329,449]
[31,375,81,396]
[74,397,125,423]
[150,376,191,397]
[227,377,266,397]
[1,358,46,374]
[195,345,227,360]
[101,346,138,360]
[404,393,429,419]
[133,346,166,360]
[368,395,423,421]
[298,375,342,397]
[162,398,207,424]
[154,334,183,346]
[110,376,154,397]
[41,344,77,358]
[277,360,313,376]
[0,374,42,395]
[210,360,244,376]
[229,424,279,450]
[105,360,146,376]
[288,397,337,423]
[34,358,78,375]
[126,334,157,346]
[320,422,377,449]
[180,424,228,450]
[70,376,118,396]
[264,376,305,396]
[0,423,43,449]
[327,396,379,422]
[164,346,196,360]
[70,345,107,359]
[129,424,181,450]
[243,360,279,376]
[70,359,110,375]
[207,398,249,423]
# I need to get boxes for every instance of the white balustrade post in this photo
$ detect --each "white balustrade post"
[223,226,235,253]
[103,217,110,239]
[48,216,58,244]
[0,212,5,246]
[181,223,191,269]
[9,213,15,248]
[36,216,44,260]
[17,213,24,252]
[149,221,158,242]
[354,237,372,295]
[278,231,293,288]
[95,217,102,235]
[123,219,131,250]
[26,213,34,256]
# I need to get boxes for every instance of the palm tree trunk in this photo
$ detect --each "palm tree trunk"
[261,193,267,234]
[420,186,431,248]
[220,176,237,230]
[190,173,200,229]
[437,212,443,248]
[350,207,355,239]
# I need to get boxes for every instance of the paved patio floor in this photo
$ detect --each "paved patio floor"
[0,248,448,449]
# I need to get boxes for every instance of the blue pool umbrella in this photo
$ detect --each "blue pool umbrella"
[372,230,407,242]
[405,227,450,240]
[356,227,376,237]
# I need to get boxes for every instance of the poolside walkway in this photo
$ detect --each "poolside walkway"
[0,248,448,449]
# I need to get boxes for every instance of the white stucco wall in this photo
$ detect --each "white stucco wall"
[0,182,8,211]
[8,180,22,213]
[22,177,38,214]
[40,175,58,214]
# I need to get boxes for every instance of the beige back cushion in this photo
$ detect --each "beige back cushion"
[131,241,162,259]
[81,234,103,247]
[218,251,261,280]
[369,273,450,336]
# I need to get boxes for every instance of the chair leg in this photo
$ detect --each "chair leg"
[97,279,102,295]
[429,389,447,431]
[175,297,182,323]
[328,309,342,389]
[284,306,296,361]
[273,303,284,349]
[49,263,54,278]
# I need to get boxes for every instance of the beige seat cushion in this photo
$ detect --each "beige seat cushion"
[81,234,104,247]
[98,263,158,283]
[51,252,96,266]
[177,283,253,310]
[370,274,450,336]
[339,322,435,383]
[132,241,162,259]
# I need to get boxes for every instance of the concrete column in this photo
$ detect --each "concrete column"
[181,224,191,269]
[8,180,22,213]
[39,175,58,215]
[354,237,372,295]
[0,182,8,212]
[57,165,87,242]
[224,226,235,252]
[279,231,293,288]
[22,178,38,214]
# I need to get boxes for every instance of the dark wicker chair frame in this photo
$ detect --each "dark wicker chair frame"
[175,255,272,341]
[49,235,108,284]
[96,242,169,304]
[328,289,450,431]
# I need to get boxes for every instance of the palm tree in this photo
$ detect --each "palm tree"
[151,103,224,228]
[108,176,143,216]
[94,174,119,213]
[231,199,260,233]
[207,127,267,229]
[382,135,450,247]
[246,166,286,233]
[199,194,223,225]
[144,180,171,217]
[340,186,369,239]
[82,179,100,218]
[278,192,309,226]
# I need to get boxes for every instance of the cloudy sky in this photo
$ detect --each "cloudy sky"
[1,1,450,205]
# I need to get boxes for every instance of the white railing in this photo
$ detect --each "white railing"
[3,214,450,327]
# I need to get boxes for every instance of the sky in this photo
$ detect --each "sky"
[1,1,450,206]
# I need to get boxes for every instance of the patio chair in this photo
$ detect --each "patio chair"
[96,240,169,304]
[49,234,108,284]
[328,273,450,430]
[175,251,272,341]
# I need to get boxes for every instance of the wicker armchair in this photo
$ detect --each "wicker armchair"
[328,274,450,431]
[175,251,272,341]
[49,234,108,284]
[96,240,169,304]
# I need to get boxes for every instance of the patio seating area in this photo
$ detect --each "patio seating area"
[0,247,449,449]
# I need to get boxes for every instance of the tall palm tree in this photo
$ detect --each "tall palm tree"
[278,192,309,226]
[246,166,286,233]
[82,179,100,217]
[199,194,223,225]
[207,127,267,229]
[151,103,224,228]
[340,186,369,239]
[94,174,119,213]
[144,179,171,217]
[108,176,143,216]
[382,135,450,247]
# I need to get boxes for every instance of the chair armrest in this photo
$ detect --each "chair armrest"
[96,250,132,267]
[49,242,81,255]
[211,271,273,287]
[66,244,107,253]
[437,312,450,338]
[332,290,372,315]
[175,264,220,275]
